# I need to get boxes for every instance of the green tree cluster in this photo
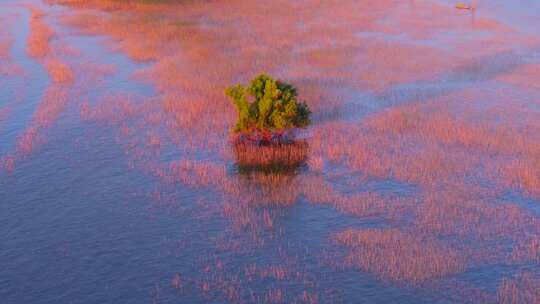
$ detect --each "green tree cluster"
[225,74,311,133]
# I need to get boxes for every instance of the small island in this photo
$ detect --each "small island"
[225,74,311,171]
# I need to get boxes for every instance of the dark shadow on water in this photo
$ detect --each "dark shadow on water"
[235,161,309,175]
[218,141,311,211]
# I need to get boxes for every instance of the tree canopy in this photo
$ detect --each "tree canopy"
[225,74,311,134]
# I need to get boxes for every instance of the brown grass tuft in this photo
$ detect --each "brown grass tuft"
[233,141,308,173]
[45,59,74,83]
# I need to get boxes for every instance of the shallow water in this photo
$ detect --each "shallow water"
[1,0,539,303]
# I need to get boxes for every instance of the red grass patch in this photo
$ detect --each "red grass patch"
[498,64,540,90]
[45,59,74,83]
[334,228,465,284]
[512,237,540,263]
[0,38,12,59]
[27,7,54,58]
[15,86,69,156]
[498,272,540,304]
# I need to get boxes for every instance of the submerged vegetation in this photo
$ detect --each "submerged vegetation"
[225,74,311,141]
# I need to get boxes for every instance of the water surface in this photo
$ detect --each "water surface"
[1,0,540,303]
